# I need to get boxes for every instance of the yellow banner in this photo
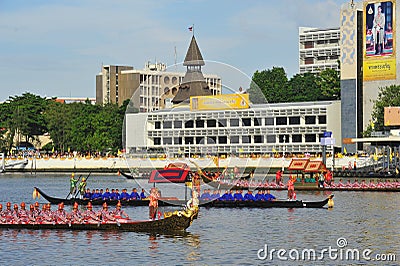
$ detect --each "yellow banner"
[190,94,250,111]
[363,58,396,81]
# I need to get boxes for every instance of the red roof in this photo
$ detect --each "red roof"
[288,159,310,171]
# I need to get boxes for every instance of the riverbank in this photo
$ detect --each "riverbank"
[1,155,375,173]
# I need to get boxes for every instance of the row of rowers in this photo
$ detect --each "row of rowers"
[200,189,276,201]
[81,187,146,201]
[0,201,129,225]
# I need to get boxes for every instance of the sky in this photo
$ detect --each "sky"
[0,0,351,101]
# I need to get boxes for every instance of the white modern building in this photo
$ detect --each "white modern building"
[299,27,340,74]
[125,100,341,156]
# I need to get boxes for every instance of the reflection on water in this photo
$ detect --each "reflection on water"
[0,174,398,265]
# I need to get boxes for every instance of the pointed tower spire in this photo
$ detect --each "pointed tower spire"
[172,35,212,105]
[183,36,205,66]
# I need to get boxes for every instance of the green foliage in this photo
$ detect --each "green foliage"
[364,85,400,136]
[248,67,340,103]
[0,93,126,155]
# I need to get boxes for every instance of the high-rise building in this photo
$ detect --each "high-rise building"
[299,27,340,74]
[95,38,222,111]
[340,0,399,153]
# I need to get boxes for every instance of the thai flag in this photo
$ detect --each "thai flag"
[188,26,193,32]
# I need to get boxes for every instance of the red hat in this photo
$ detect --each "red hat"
[14,204,18,209]
[6,202,11,207]
[87,202,92,208]
[58,202,64,209]
[21,202,26,207]
[0,204,2,209]
[73,202,79,209]
[34,201,40,207]
[30,204,34,210]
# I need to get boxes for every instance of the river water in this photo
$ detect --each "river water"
[0,173,398,265]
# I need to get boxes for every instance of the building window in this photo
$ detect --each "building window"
[208,136,216,144]
[174,137,182,145]
[154,138,161,145]
[305,134,316,142]
[305,116,316,124]
[174,121,182,128]
[304,41,314,49]
[242,136,250,143]
[218,119,227,127]
[230,136,239,144]
[218,136,227,144]
[254,118,262,126]
[305,58,314,64]
[289,117,300,125]
[318,115,326,124]
[265,117,274,126]
[242,118,251,126]
[163,121,172,129]
[292,134,302,143]
[185,137,194,144]
[266,135,276,143]
[196,120,204,128]
[230,119,239,127]
[278,135,289,143]
[163,138,172,145]
[276,117,287,125]
[196,137,204,144]
[254,135,263,143]
[155,121,161,129]
[185,120,194,128]
[207,119,217,127]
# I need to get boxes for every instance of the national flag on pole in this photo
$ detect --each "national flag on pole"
[343,147,347,154]
[188,26,193,32]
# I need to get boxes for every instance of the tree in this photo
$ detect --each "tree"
[364,85,400,136]
[287,72,320,102]
[316,69,341,100]
[251,67,288,103]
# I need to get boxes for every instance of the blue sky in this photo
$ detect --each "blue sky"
[0,0,350,101]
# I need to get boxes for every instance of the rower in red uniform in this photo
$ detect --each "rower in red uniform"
[98,202,116,223]
[12,204,20,224]
[112,201,130,221]
[41,204,55,224]
[4,202,13,223]
[0,204,5,223]
[18,202,30,224]
[27,204,36,224]
[55,202,68,224]
[69,202,82,224]
[83,202,100,224]
[368,180,376,188]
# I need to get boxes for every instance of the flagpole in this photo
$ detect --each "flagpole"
[192,24,194,36]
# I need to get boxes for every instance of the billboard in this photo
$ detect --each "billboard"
[190,93,250,111]
[384,106,400,125]
[363,0,396,81]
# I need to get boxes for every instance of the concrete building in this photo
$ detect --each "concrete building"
[95,37,222,111]
[125,101,341,156]
[299,27,340,74]
[340,0,399,153]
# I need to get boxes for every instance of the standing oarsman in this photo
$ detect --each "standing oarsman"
[69,173,79,197]
[149,188,159,220]
[77,177,87,198]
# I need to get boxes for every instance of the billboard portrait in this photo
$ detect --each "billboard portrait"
[364,0,396,81]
